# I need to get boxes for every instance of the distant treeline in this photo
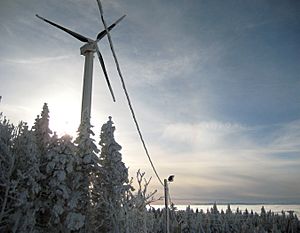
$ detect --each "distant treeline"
[146,204,299,233]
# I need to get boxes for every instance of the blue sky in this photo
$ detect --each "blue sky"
[0,0,300,204]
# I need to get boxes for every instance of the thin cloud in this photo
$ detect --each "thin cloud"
[162,121,250,151]
[155,119,300,201]
[0,55,70,65]
[270,120,300,150]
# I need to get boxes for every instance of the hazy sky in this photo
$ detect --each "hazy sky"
[1,0,300,204]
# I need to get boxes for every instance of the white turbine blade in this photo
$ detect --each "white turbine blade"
[96,15,126,41]
[36,14,91,43]
[96,45,116,102]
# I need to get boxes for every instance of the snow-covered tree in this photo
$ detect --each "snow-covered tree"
[10,122,41,232]
[72,113,99,232]
[45,134,77,232]
[91,116,129,233]
[32,103,52,157]
[0,114,16,231]
[122,170,158,233]
[32,103,54,231]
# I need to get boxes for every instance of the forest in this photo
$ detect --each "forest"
[0,104,299,233]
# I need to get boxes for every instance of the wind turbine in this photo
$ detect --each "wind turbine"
[36,11,125,124]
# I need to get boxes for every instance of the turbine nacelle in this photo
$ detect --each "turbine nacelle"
[80,43,97,55]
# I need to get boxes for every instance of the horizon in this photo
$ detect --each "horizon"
[152,200,300,206]
[1,0,300,204]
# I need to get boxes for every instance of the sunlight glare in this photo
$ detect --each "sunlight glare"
[49,104,80,138]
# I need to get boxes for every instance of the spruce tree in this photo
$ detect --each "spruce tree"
[0,114,16,231]
[72,113,99,232]
[94,116,129,233]
[10,122,41,232]
[32,103,52,157]
[46,134,77,232]
[32,103,53,231]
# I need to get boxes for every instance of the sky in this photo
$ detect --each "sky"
[0,0,300,204]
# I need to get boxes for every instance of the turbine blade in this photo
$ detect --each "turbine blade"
[36,14,90,43]
[96,15,126,41]
[96,46,116,102]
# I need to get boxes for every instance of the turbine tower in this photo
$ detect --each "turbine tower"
[36,11,125,124]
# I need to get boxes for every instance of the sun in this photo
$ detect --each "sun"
[49,104,80,138]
